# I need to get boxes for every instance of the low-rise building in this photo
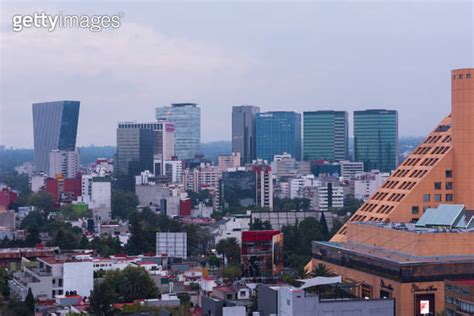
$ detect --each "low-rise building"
[308,204,474,315]
[10,255,93,300]
[445,280,474,316]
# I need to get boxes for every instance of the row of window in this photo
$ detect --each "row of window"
[453,73,473,79]
[420,157,439,167]
[424,135,444,144]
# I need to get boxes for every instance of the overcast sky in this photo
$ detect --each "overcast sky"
[0,0,472,148]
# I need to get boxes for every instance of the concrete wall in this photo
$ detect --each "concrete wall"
[62,261,93,297]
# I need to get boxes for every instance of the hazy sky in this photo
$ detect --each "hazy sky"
[0,0,473,148]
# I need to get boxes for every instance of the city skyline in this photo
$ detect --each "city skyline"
[0,1,472,148]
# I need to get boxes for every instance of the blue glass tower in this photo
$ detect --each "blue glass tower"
[256,111,301,161]
[32,101,80,173]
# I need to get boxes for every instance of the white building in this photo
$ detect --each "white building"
[289,177,305,199]
[90,177,111,209]
[10,256,93,300]
[254,164,273,210]
[164,160,183,183]
[31,174,46,192]
[156,232,187,259]
[340,161,364,179]
[218,153,241,171]
[354,170,389,201]
[48,149,80,179]
[80,174,93,204]
[214,215,251,244]
[195,165,222,191]
[316,182,344,211]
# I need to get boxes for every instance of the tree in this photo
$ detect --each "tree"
[207,255,221,268]
[25,288,35,313]
[310,263,333,277]
[222,264,241,280]
[336,195,364,216]
[111,191,139,219]
[249,219,272,230]
[319,212,329,237]
[282,217,328,273]
[20,211,44,230]
[89,282,116,316]
[104,266,159,303]
[0,268,9,300]
[30,191,55,215]
[184,224,210,257]
[90,236,123,257]
[24,226,41,247]
[216,238,240,266]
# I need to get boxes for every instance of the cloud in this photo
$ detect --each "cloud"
[0,13,254,147]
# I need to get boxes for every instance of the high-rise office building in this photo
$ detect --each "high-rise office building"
[115,125,154,177]
[303,111,348,161]
[32,101,80,173]
[117,122,175,158]
[353,109,398,172]
[332,68,474,242]
[232,105,260,164]
[256,111,301,162]
[156,103,201,160]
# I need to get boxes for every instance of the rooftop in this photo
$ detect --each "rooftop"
[315,240,474,264]
[415,204,473,229]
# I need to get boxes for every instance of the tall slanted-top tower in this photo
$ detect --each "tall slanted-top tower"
[452,69,474,208]
[332,68,474,242]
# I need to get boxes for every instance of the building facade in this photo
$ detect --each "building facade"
[232,105,260,164]
[354,109,398,172]
[33,101,80,173]
[256,111,302,161]
[115,125,155,176]
[156,103,201,160]
[48,149,80,179]
[333,68,474,241]
[303,111,348,161]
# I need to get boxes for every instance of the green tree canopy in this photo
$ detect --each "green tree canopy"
[111,191,139,219]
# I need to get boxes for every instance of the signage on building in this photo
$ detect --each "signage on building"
[420,300,430,314]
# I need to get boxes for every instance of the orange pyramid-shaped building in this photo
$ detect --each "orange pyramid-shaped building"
[332,68,474,242]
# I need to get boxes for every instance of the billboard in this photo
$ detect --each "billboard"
[272,233,284,274]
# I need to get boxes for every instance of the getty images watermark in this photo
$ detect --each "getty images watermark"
[12,12,122,32]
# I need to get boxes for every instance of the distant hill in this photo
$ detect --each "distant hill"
[200,141,232,163]
[0,137,422,172]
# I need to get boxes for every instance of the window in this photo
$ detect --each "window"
[361,284,372,298]
[446,182,453,190]
[467,74,472,79]
[446,194,453,202]
[423,194,430,202]
[411,206,419,214]
[446,170,453,178]
[434,182,442,190]
[435,194,442,202]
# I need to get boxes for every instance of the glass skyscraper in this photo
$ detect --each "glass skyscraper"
[354,109,398,172]
[115,126,154,176]
[32,100,80,173]
[256,111,301,161]
[303,111,348,161]
[232,105,260,164]
[156,103,200,160]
